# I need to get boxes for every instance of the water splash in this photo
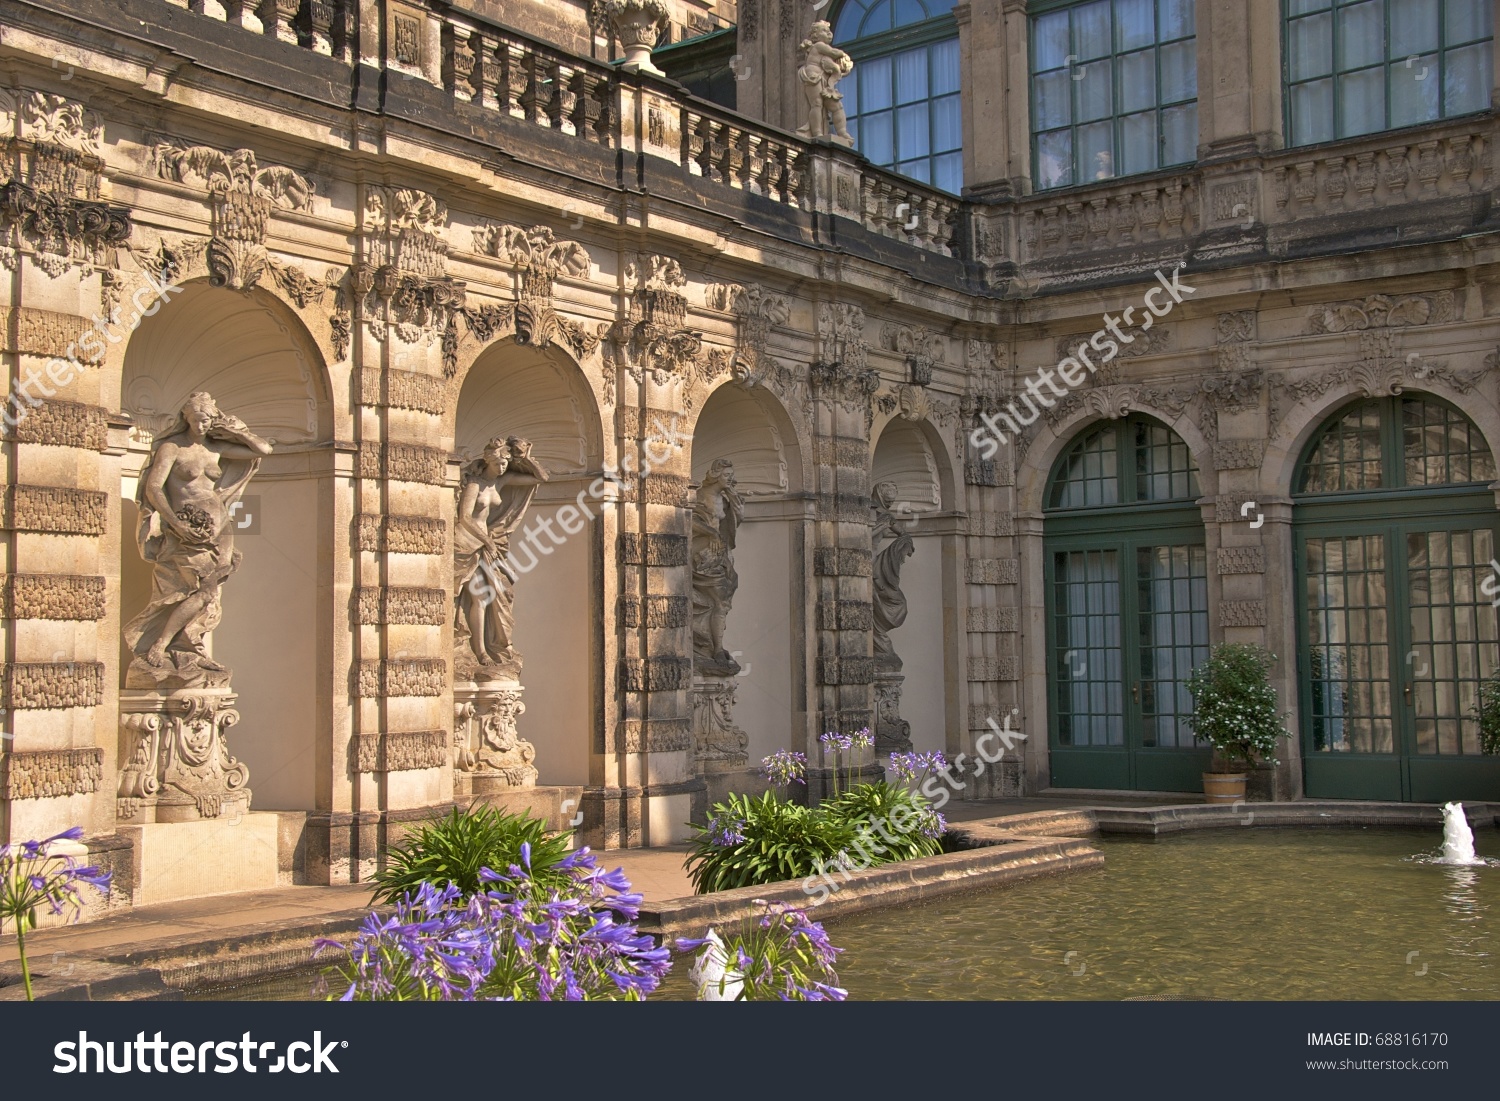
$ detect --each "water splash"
[1409,802,1500,867]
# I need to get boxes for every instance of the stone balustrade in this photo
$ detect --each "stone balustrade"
[151,0,1498,275]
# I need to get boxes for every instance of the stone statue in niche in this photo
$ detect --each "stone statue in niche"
[691,458,745,677]
[796,20,855,147]
[454,435,548,679]
[124,391,273,691]
[870,481,915,672]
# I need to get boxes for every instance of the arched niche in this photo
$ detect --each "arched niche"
[871,415,944,512]
[118,281,333,813]
[871,415,955,757]
[688,382,805,772]
[454,341,604,788]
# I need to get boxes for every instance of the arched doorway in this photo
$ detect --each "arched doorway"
[1294,394,1500,802]
[453,341,604,788]
[119,281,332,812]
[1044,415,1209,791]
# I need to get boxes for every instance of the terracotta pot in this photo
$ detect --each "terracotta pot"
[1202,772,1248,804]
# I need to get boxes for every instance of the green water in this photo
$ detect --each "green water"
[191,828,1500,1001]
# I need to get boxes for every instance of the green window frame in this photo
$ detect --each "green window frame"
[834,0,963,194]
[1284,0,1494,148]
[1293,394,1500,802]
[1044,415,1211,792]
[1029,0,1199,192]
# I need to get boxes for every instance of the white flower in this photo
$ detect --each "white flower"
[688,928,744,1002]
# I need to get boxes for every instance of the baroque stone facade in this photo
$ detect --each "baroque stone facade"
[1,0,1497,915]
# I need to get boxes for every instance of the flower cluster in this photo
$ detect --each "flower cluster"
[705,814,748,848]
[1,826,113,1001]
[316,843,670,1001]
[759,749,808,787]
[917,809,948,841]
[819,730,852,752]
[849,727,873,749]
[886,750,949,784]
[677,901,846,1001]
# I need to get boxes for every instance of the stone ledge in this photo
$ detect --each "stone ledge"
[635,836,1104,939]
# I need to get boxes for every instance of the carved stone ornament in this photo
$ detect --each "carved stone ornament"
[468,223,604,358]
[874,672,913,755]
[692,459,745,676]
[0,93,132,277]
[351,186,467,375]
[606,254,704,386]
[117,690,250,822]
[691,677,749,768]
[591,0,670,76]
[454,684,538,791]
[153,142,314,292]
[706,282,793,391]
[884,323,945,386]
[811,302,879,417]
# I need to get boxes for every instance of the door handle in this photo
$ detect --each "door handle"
[1131,681,1140,703]
[1404,682,1413,706]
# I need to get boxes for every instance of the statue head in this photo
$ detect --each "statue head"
[707,458,736,485]
[806,19,833,44]
[181,391,220,438]
[481,436,511,476]
[873,481,898,510]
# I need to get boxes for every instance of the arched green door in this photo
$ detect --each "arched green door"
[1044,416,1211,791]
[1295,396,1500,802]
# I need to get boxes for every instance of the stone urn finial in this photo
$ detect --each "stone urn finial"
[593,0,670,77]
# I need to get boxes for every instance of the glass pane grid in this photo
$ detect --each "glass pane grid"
[1407,528,1498,756]
[1136,544,1209,747]
[1031,0,1199,190]
[1403,396,1498,486]
[1306,534,1393,753]
[1054,549,1124,747]
[1299,400,1384,492]
[1286,0,1494,146]
[1051,424,1120,507]
[1135,421,1202,501]
[840,33,962,193]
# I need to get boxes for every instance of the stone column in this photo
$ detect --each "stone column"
[596,254,703,846]
[807,302,878,800]
[309,184,459,884]
[1198,0,1283,159]
[958,339,1024,797]
[0,92,128,896]
[959,0,1022,198]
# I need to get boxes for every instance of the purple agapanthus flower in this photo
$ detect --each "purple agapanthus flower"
[819,730,853,752]
[849,727,874,750]
[706,815,747,848]
[317,846,671,1001]
[759,749,808,787]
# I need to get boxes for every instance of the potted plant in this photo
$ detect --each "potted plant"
[1185,644,1292,804]
[1472,669,1500,757]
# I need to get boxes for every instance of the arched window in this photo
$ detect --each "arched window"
[1295,394,1500,802]
[833,0,962,194]
[1044,415,1209,792]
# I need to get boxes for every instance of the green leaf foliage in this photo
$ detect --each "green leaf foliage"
[684,781,945,894]
[371,804,572,904]
[1185,643,1292,768]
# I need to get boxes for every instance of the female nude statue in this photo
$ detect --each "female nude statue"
[124,391,273,689]
[454,436,548,675]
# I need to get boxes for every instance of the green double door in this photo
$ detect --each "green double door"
[1046,516,1212,792]
[1298,493,1500,802]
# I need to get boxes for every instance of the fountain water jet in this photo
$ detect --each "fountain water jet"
[1439,802,1486,866]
